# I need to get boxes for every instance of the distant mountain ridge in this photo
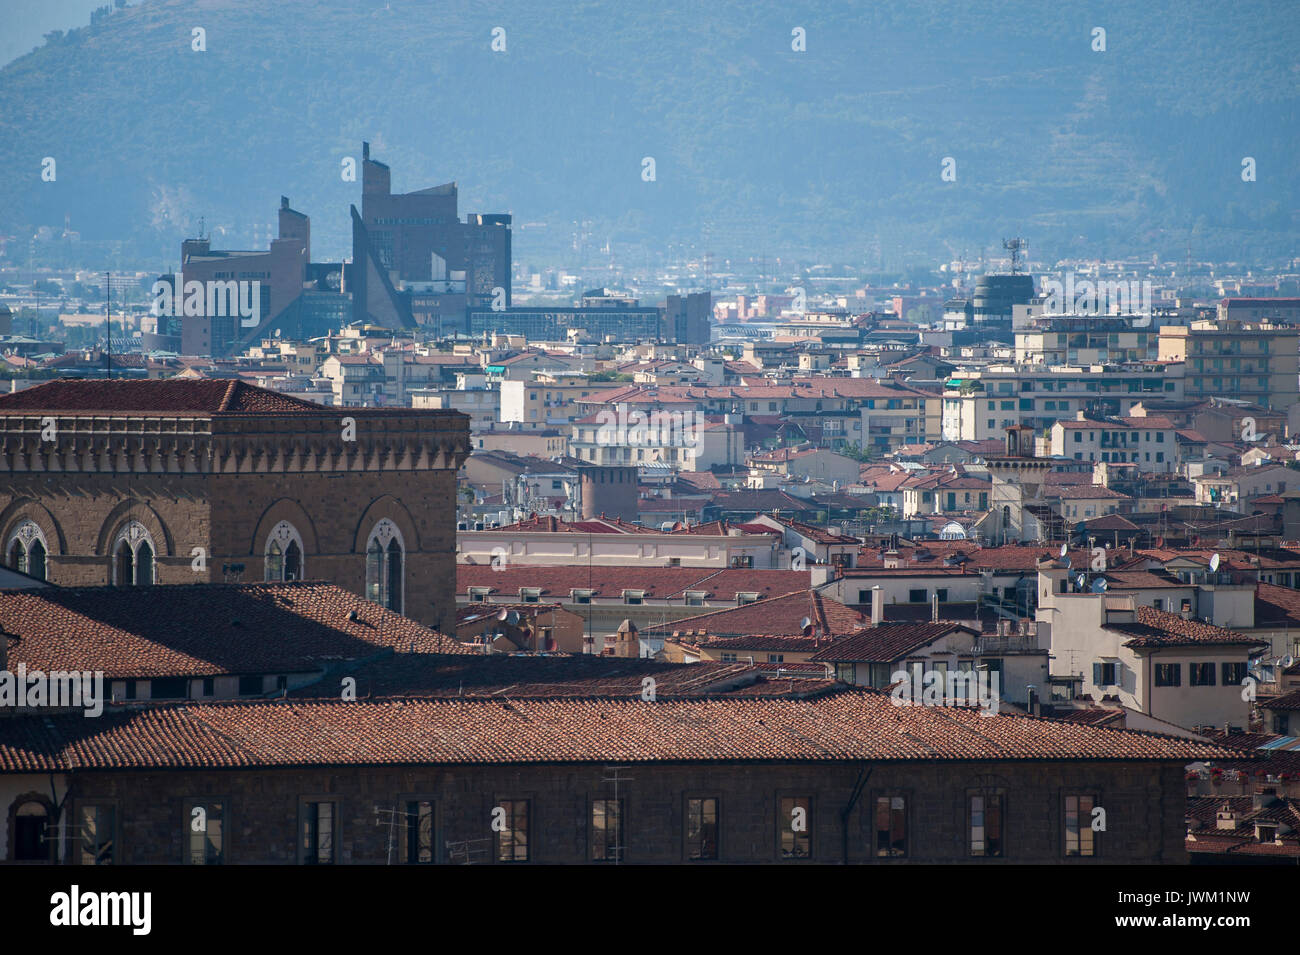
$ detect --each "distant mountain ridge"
[1,0,1296,267]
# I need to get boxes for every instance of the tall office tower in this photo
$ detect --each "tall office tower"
[664,292,713,345]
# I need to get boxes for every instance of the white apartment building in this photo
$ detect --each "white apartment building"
[457,516,789,569]
[569,412,744,471]
[1035,587,1262,732]
[942,361,1185,441]
[1048,413,1180,473]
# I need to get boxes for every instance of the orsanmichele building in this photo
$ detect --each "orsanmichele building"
[0,379,469,631]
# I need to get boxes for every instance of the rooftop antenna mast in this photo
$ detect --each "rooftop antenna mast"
[1003,238,1026,275]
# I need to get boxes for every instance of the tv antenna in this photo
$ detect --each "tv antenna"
[601,764,634,865]
[102,272,134,376]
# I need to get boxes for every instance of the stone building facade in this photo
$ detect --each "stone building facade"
[0,379,468,631]
[7,759,1189,865]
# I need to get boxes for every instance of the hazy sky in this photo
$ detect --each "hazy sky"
[0,0,106,68]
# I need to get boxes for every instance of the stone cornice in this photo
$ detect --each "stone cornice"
[0,412,469,475]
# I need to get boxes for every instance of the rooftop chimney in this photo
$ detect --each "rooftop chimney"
[871,586,883,627]
[931,592,940,623]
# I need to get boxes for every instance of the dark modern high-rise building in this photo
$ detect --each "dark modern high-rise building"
[663,291,712,345]
[350,142,511,333]
[971,274,1035,324]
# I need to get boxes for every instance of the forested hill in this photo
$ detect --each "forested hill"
[2,0,1295,266]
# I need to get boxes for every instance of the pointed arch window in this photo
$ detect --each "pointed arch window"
[6,520,49,581]
[112,521,156,586]
[365,520,404,613]
[265,521,305,582]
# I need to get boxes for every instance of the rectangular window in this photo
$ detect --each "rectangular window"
[238,675,263,696]
[1064,795,1097,857]
[779,796,811,859]
[1093,662,1117,686]
[591,798,624,862]
[301,800,336,865]
[403,800,435,864]
[908,588,927,603]
[152,677,188,699]
[875,796,906,858]
[1222,662,1248,686]
[185,800,226,865]
[1154,663,1181,687]
[970,793,1004,857]
[685,797,719,861]
[1190,662,1216,686]
[496,799,530,862]
[936,588,949,603]
[78,803,117,865]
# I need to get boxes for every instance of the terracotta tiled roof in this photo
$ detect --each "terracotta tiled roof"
[688,634,826,653]
[0,582,471,678]
[1253,583,1300,628]
[1263,689,1300,711]
[1106,606,1266,648]
[807,623,979,663]
[753,514,859,543]
[1041,484,1130,500]
[287,655,831,700]
[0,687,1242,772]
[644,590,865,638]
[0,378,329,415]
[1046,708,1126,727]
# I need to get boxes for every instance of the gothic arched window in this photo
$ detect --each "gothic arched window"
[365,520,404,613]
[5,520,48,581]
[264,521,305,582]
[112,521,156,586]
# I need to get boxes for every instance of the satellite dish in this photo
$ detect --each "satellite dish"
[1209,553,1221,573]
[1059,543,1068,558]
[1075,574,1086,590]
[800,616,813,636]
[1282,655,1295,669]
[1091,578,1109,594]
[497,609,509,621]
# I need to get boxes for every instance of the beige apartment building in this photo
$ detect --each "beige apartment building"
[1158,321,1300,412]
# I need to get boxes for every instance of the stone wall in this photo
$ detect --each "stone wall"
[54,760,1188,864]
